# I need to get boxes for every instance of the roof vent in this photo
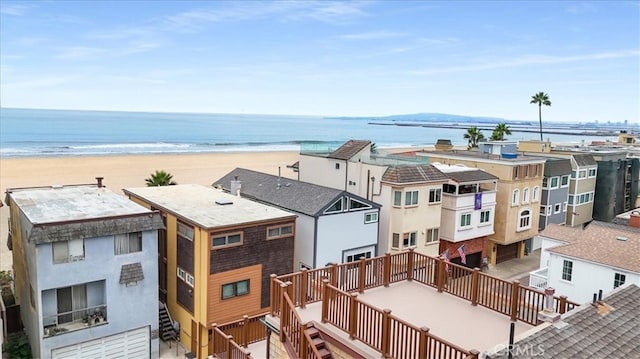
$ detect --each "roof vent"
[616,236,627,241]
[215,199,233,205]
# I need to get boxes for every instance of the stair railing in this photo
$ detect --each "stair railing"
[162,302,176,338]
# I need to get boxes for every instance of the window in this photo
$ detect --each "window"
[562,260,573,281]
[349,198,371,210]
[267,224,293,239]
[177,267,194,288]
[540,206,547,215]
[588,168,597,177]
[346,251,372,262]
[554,203,561,214]
[550,177,559,189]
[428,188,442,204]
[186,273,195,288]
[364,212,378,223]
[53,238,85,264]
[177,267,186,280]
[56,284,87,324]
[561,175,570,187]
[426,228,439,243]
[522,188,530,203]
[518,209,531,230]
[578,170,587,179]
[177,221,195,241]
[405,191,419,206]
[542,178,548,188]
[480,210,491,224]
[614,273,626,288]
[115,232,142,255]
[512,189,519,205]
[533,186,540,202]
[460,213,472,227]
[568,195,574,205]
[222,280,249,299]
[392,233,400,249]
[562,202,568,212]
[403,232,417,247]
[513,167,519,179]
[212,232,242,248]
[393,191,402,207]
[325,198,344,213]
[335,163,340,170]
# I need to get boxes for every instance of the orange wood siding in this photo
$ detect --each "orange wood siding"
[207,264,264,324]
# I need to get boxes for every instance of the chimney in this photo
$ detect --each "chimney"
[629,211,640,228]
[537,287,562,324]
[230,176,241,197]
[96,177,104,188]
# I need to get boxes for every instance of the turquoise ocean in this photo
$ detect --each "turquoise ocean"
[0,108,612,158]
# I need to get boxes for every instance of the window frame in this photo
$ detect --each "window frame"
[512,189,520,206]
[428,188,442,204]
[614,273,626,288]
[460,213,472,228]
[114,232,142,255]
[221,279,250,300]
[560,175,570,187]
[364,212,379,224]
[392,233,400,249]
[405,190,419,207]
[425,227,439,244]
[211,231,243,249]
[533,186,540,202]
[480,210,491,224]
[52,238,85,264]
[177,221,195,242]
[266,224,294,240]
[517,209,532,231]
[554,203,561,214]
[562,201,568,212]
[403,232,417,248]
[522,187,530,203]
[393,191,402,207]
[550,177,559,189]
[561,260,573,282]
[588,168,597,178]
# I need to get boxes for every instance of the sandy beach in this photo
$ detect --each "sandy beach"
[0,151,301,271]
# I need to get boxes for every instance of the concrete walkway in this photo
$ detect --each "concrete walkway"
[485,249,542,285]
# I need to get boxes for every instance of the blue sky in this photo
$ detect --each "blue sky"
[1,1,638,123]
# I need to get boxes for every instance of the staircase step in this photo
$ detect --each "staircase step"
[318,348,332,359]
[306,327,320,338]
[312,337,324,347]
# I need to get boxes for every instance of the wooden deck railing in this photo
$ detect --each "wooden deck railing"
[217,312,269,348]
[280,282,327,359]
[210,325,253,359]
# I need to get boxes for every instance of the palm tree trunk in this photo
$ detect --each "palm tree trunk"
[538,104,543,142]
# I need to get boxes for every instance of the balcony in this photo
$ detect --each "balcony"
[528,267,548,290]
[442,190,496,210]
[43,305,108,337]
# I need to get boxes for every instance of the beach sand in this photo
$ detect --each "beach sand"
[0,151,301,271]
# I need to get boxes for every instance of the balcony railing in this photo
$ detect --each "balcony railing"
[43,305,107,337]
[528,267,549,290]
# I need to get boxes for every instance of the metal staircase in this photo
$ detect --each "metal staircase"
[159,302,177,342]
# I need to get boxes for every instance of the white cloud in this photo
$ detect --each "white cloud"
[0,4,31,16]
[338,31,406,40]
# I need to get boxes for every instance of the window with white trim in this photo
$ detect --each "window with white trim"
[393,191,402,207]
[185,273,195,288]
[403,232,417,247]
[554,203,561,214]
[562,260,573,281]
[114,232,142,255]
[425,228,439,243]
[364,212,378,223]
[222,280,249,299]
[512,189,519,205]
[588,168,597,178]
[177,267,186,280]
[561,175,569,187]
[177,267,194,287]
[568,195,574,205]
[522,188,530,203]
[562,202,568,212]
[267,224,293,239]
[325,198,344,214]
[53,239,85,264]
[480,210,490,224]
[349,198,371,210]
[614,273,626,288]
[392,233,400,249]
[546,206,552,215]
[460,213,472,227]
[542,177,548,188]
[578,170,587,179]
[540,206,547,215]
[518,209,532,230]
[550,177,559,189]
[212,232,242,248]
[405,191,419,206]
[428,188,442,204]
[533,186,540,202]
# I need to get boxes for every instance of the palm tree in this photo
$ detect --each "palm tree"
[530,91,551,142]
[145,170,177,186]
[490,123,512,141]
[463,126,485,149]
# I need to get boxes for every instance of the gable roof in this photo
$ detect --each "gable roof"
[573,153,597,166]
[541,222,640,273]
[382,165,449,185]
[490,284,640,358]
[214,168,379,217]
[543,158,572,176]
[328,140,371,160]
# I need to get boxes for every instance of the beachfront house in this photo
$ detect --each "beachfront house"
[123,184,296,359]
[529,219,640,303]
[538,158,572,231]
[5,178,163,359]
[214,168,381,269]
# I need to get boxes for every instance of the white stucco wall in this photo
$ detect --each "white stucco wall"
[316,210,379,266]
[547,253,640,304]
[293,214,316,269]
[440,191,497,242]
[299,155,347,190]
[538,237,567,268]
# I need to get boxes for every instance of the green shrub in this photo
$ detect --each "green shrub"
[2,332,32,359]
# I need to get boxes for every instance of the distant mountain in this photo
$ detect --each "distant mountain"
[327,113,512,124]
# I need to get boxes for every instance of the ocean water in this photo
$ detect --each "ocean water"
[0,108,604,158]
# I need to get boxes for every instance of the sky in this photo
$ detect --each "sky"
[1,1,638,123]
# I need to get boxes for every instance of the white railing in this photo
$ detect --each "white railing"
[529,267,548,289]
[43,304,107,337]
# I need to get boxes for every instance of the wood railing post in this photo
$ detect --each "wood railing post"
[418,326,430,359]
[407,248,414,281]
[301,268,308,309]
[467,349,481,359]
[285,281,294,305]
[559,295,568,314]
[300,323,308,359]
[321,279,330,323]
[279,282,288,342]
[437,256,445,293]
[510,280,520,322]
[226,334,232,359]
[381,309,392,358]
[210,323,217,354]
[329,263,338,287]
[270,274,277,316]
[349,293,358,339]
[242,315,249,347]
[358,258,366,293]
[383,253,391,287]
[471,268,480,306]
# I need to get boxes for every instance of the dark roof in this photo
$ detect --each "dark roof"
[119,262,144,284]
[214,168,379,217]
[328,140,371,160]
[490,284,640,358]
[573,153,597,166]
[543,158,572,176]
[444,169,498,183]
[382,165,449,184]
